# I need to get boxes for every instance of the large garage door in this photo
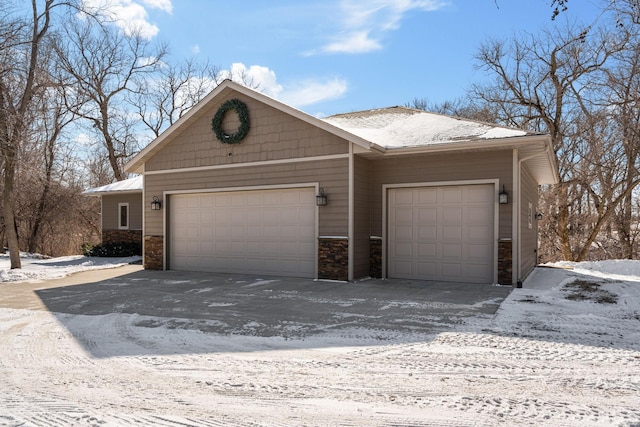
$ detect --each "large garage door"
[170,188,316,277]
[388,185,494,283]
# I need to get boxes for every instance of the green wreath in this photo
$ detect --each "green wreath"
[211,98,250,144]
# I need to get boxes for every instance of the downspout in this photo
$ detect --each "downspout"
[512,150,519,286]
[141,168,146,270]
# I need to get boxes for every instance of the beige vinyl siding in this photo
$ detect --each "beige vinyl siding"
[353,155,371,279]
[145,93,348,172]
[368,150,513,238]
[144,158,349,237]
[102,193,143,230]
[520,164,539,279]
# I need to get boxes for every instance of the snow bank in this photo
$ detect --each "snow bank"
[0,253,142,283]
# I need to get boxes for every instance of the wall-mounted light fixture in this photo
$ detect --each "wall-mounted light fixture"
[535,212,543,221]
[316,188,328,206]
[151,195,162,210]
[499,185,509,204]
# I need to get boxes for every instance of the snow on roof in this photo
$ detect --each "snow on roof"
[83,176,143,195]
[322,107,529,149]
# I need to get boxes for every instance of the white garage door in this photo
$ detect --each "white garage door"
[170,188,316,277]
[388,185,494,283]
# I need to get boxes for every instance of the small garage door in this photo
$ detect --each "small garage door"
[388,185,494,283]
[170,188,316,277]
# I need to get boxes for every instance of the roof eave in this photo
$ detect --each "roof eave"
[82,189,143,196]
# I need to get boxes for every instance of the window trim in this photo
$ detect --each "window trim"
[118,202,129,230]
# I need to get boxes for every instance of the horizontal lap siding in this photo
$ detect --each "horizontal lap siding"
[102,193,143,230]
[353,155,371,279]
[520,165,539,279]
[144,158,349,236]
[369,150,513,239]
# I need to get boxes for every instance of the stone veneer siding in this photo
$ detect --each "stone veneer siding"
[369,237,382,278]
[102,229,142,246]
[498,239,513,285]
[318,237,348,281]
[144,235,164,270]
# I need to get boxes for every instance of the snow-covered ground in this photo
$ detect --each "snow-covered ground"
[0,253,141,283]
[0,258,639,426]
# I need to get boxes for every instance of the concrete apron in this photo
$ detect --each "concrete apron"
[0,267,513,338]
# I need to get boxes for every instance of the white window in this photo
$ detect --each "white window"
[528,202,533,229]
[118,203,129,230]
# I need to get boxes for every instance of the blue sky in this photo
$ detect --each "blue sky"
[86,0,604,117]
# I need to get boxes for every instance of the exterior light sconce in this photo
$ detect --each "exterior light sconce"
[499,185,509,205]
[151,195,162,210]
[316,188,328,206]
[535,212,543,221]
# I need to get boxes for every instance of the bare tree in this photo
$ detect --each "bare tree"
[472,21,633,261]
[133,58,223,138]
[0,0,70,268]
[55,19,167,181]
[405,96,506,123]
[22,83,75,253]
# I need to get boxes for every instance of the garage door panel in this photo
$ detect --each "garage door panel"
[468,185,494,202]
[417,262,437,276]
[417,243,436,257]
[170,188,316,278]
[393,189,414,205]
[417,188,437,204]
[394,208,413,224]
[467,243,491,259]
[185,197,200,208]
[442,243,462,258]
[441,262,462,277]
[394,225,413,241]
[214,194,231,207]
[417,207,437,223]
[388,185,494,283]
[442,225,462,241]
[441,187,463,203]
[299,207,316,225]
[418,226,436,240]
[468,206,492,223]
[299,225,316,240]
[441,207,463,223]
[393,242,413,257]
[468,224,492,241]
[392,260,413,276]
[466,263,492,281]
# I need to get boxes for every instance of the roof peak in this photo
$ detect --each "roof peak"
[326,106,421,119]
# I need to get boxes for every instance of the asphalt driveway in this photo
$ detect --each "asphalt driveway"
[19,267,513,339]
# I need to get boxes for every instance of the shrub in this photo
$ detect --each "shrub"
[82,242,141,257]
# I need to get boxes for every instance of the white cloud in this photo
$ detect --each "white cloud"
[279,78,348,107]
[220,63,347,108]
[315,0,447,55]
[190,44,201,55]
[228,63,283,99]
[81,0,173,39]
[322,30,382,54]
[141,0,172,13]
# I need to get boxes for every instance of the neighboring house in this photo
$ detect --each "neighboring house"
[83,176,143,247]
[95,80,559,285]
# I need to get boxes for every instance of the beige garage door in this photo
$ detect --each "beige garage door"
[388,185,494,283]
[170,188,316,277]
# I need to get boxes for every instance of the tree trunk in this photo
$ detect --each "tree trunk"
[3,153,21,269]
[555,183,574,260]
